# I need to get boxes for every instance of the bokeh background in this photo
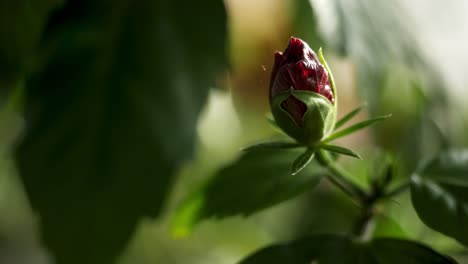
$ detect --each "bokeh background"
[1,0,468,263]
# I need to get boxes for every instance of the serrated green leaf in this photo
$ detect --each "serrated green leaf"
[172,149,324,236]
[292,148,315,175]
[411,149,468,247]
[323,114,392,143]
[335,105,365,130]
[239,235,455,264]
[15,1,227,264]
[319,144,361,159]
[242,141,302,152]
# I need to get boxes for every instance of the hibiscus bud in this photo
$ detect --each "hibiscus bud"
[270,37,336,146]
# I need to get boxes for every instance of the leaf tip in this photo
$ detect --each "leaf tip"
[170,193,205,238]
[291,166,302,176]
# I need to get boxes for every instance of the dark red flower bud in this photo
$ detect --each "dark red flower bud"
[269,37,337,146]
[270,37,334,125]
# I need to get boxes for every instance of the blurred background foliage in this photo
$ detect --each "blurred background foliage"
[0,0,468,263]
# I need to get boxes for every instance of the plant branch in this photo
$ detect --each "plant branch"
[324,174,357,201]
[315,150,406,239]
[351,189,380,238]
[384,181,411,198]
[316,150,367,201]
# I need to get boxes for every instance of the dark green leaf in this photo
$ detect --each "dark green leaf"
[335,105,365,130]
[411,149,468,247]
[320,144,361,159]
[292,148,315,175]
[0,0,61,101]
[15,1,227,263]
[242,141,302,152]
[239,235,455,264]
[172,149,324,236]
[323,114,392,143]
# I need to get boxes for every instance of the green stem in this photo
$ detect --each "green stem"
[316,150,367,201]
[324,173,357,200]
[316,150,389,239]
[352,188,380,238]
[384,181,411,198]
[352,202,375,238]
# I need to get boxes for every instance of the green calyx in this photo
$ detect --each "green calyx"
[271,89,336,147]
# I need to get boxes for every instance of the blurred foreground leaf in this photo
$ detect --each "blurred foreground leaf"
[15,0,227,263]
[240,235,455,264]
[411,149,468,247]
[172,149,324,236]
[0,0,61,102]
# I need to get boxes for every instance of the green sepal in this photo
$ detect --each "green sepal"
[323,114,392,143]
[335,104,366,129]
[319,144,361,159]
[318,48,337,113]
[271,89,336,147]
[291,148,315,175]
[242,141,302,152]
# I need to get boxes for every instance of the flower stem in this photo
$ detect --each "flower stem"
[316,150,388,239]
[316,150,366,201]
[351,189,380,238]
[384,181,411,198]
